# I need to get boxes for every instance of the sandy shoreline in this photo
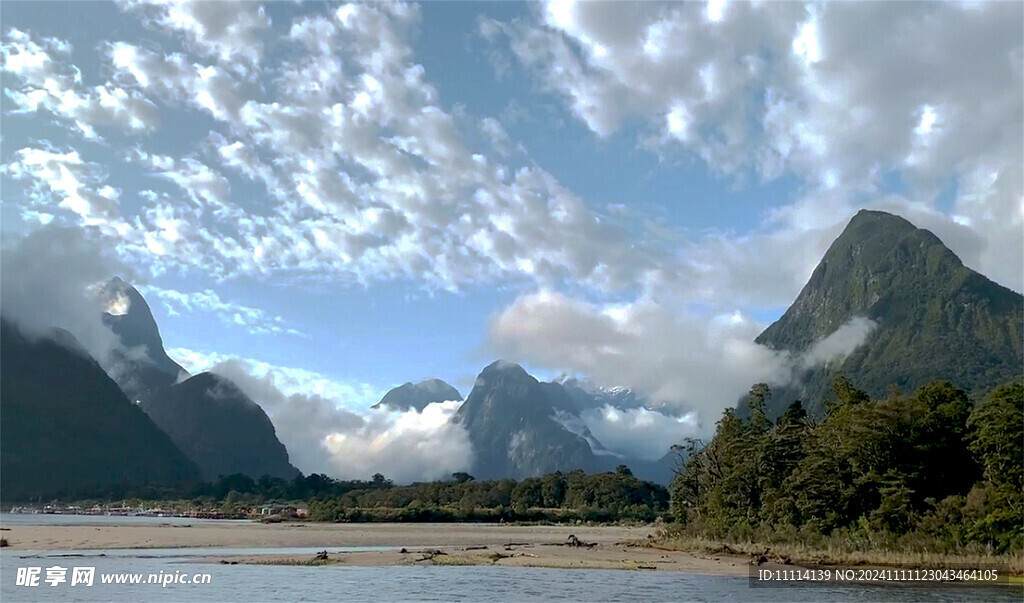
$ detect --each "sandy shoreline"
[0,521,760,575]
[203,544,761,575]
[0,521,643,550]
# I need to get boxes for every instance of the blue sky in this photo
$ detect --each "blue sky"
[1,1,1021,476]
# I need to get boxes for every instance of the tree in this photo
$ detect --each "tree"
[910,381,978,501]
[778,400,807,425]
[961,381,1024,553]
[670,377,1013,540]
[968,382,1023,492]
[747,383,772,433]
[758,400,809,525]
[452,472,475,483]
[826,376,869,414]
[669,406,764,534]
[668,439,706,523]
[511,478,543,510]
[540,471,567,507]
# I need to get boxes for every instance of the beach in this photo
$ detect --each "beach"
[0,521,760,575]
[0,521,643,550]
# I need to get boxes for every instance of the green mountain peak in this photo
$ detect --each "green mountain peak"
[754,209,1022,416]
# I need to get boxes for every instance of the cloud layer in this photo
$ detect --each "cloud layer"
[578,406,698,461]
[6,2,1015,307]
[489,291,879,429]
[0,226,128,362]
[489,291,790,424]
[179,351,472,483]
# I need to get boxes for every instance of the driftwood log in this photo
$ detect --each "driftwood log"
[565,534,597,548]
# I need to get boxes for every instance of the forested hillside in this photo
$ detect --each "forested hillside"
[671,378,1023,554]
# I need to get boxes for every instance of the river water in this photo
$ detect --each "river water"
[0,515,1017,602]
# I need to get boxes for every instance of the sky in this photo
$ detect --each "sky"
[2,1,1021,478]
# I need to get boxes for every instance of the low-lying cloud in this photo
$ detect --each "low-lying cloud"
[489,292,878,434]
[192,356,472,483]
[800,316,878,368]
[322,401,473,484]
[579,406,699,461]
[0,226,131,365]
[489,291,792,428]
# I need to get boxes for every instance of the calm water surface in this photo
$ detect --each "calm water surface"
[1,515,1017,602]
[0,513,241,527]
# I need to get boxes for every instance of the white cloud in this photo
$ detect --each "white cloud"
[43,3,651,292]
[116,0,270,77]
[480,116,513,155]
[489,291,885,434]
[107,42,244,122]
[149,287,303,337]
[7,2,1020,297]
[579,406,698,461]
[322,401,473,484]
[17,1,1010,309]
[488,291,793,428]
[167,347,376,407]
[131,151,240,219]
[167,348,470,482]
[800,317,877,368]
[0,226,130,366]
[2,28,159,137]
[4,146,129,235]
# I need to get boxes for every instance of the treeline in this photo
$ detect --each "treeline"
[13,471,396,504]
[308,467,669,523]
[30,467,670,525]
[670,378,1023,554]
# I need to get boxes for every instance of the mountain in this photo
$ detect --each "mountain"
[101,277,186,402]
[372,379,462,411]
[754,209,1023,417]
[455,361,603,480]
[453,361,677,482]
[102,278,301,481]
[141,373,300,481]
[0,318,201,499]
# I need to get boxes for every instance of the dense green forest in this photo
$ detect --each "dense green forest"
[669,378,1023,555]
[307,467,668,523]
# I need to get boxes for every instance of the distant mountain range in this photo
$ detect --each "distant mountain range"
[752,209,1023,417]
[0,319,201,499]
[2,209,1020,497]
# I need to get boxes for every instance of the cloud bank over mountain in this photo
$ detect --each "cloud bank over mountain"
[185,354,472,482]
[0,226,136,367]
[488,291,879,428]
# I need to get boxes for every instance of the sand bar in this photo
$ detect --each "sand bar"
[0,521,646,551]
[204,544,760,575]
[0,521,759,575]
